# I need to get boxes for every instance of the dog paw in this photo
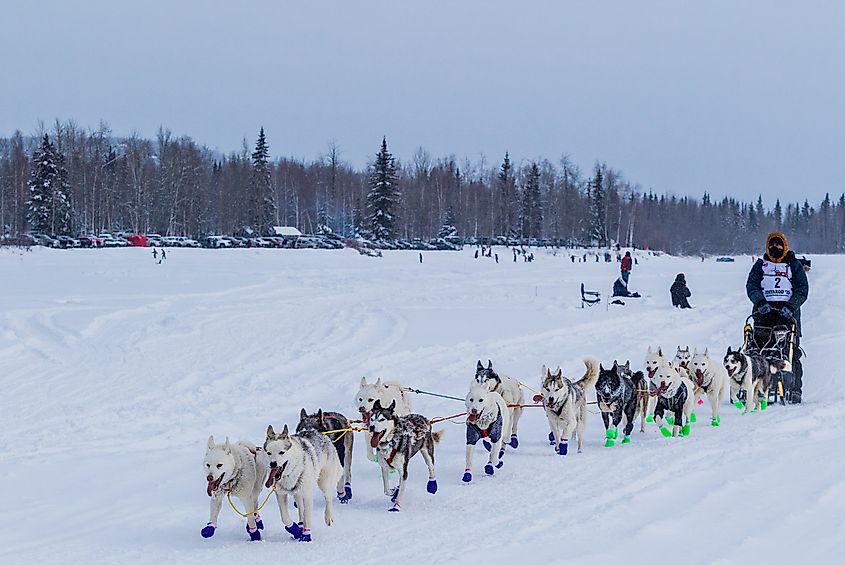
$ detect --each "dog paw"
[390,486,399,503]
[496,459,504,469]
[557,441,568,455]
[484,464,494,476]
[427,479,438,494]
[337,491,349,504]
[498,449,505,460]
[734,401,744,410]
[200,523,216,538]
[604,438,615,448]
[711,416,721,427]
[761,400,768,410]
[285,522,303,540]
[621,436,631,444]
[681,424,691,436]
[253,514,263,530]
[246,525,261,541]
[548,431,555,445]
[659,426,672,438]
[509,434,519,449]
[462,470,472,483]
[345,483,352,500]
[665,416,675,425]
[689,413,697,423]
[645,415,654,423]
[299,529,312,542]
[482,440,492,452]
[388,503,401,512]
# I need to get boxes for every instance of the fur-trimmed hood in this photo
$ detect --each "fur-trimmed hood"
[764,232,794,263]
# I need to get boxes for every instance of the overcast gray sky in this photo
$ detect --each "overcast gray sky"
[2,0,843,204]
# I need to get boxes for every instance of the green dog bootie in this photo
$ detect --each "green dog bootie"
[711,416,721,427]
[646,414,654,423]
[689,413,697,423]
[666,416,675,426]
[621,436,631,444]
[734,400,744,410]
[761,400,768,411]
[607,428,618,440]
[681,424,691,436]
[604,438,615,448]
[660,426,672,438]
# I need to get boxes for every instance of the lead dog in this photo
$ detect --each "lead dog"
[356,377,412,461]
[368,399,444,512]
[723,347,781,413]
[474,360,524,448]
[688,348,728,426]
[296,408,354,503]
[264,424,342,542]
[540,358,599,455]
[463,380,512,482]
[596,360,646,446]
[202,436,270,541]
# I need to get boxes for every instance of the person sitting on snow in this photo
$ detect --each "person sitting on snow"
[670,273,692,308]
[612,276,640,298]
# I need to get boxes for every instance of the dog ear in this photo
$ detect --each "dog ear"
[554,367,562,378]
[223,437,231,452]
[207,435,215,450]
[599,363,604,372]
[487,360,493,369]
[375,377,382,387]
[266,425,275,439]
[704,347,709,356]
[281,424,289,439]
[360,376,368,387]
[612,360,618,369]
[300,408,307,420]
[647,346,652,354]
[388,399,396,412]
[477,360,483,370]
[625,360,630,369]
[373,399,382,411]
[657,347,663,356]
[317,408,324,422]
[726,346,732,355]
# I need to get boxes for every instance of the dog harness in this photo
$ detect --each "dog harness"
[466,408,503,445]
[761,261,793,302]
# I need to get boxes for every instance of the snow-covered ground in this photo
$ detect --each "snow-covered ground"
[1,246,842,564]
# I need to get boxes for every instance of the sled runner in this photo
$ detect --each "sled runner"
[741,314,799,406]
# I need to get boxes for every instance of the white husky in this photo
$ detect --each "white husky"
[643,347,672,424]
[688,348,728,426]
[356,377,412,461]
[463,380,512,482]
[202,436,270,541]
[263,424,342,542]
[474,360,525,448]
[652,363,696,437]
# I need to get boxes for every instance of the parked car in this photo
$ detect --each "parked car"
[202,235,232,248]
[160,236,181,247]
[98,233,129,247]
[77,235,103,248]
[716,257,735,263]
[179,237,201,248]
[55,235,80,248]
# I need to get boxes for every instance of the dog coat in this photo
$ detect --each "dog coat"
[466,408,503,445]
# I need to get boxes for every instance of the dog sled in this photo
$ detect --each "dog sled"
[741,313,799,405]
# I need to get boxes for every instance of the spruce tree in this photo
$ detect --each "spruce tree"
[250,128,276,235]
[27,134,73,235]
[437,207,457,239]
[588,165,606,246]
[366,137,399,241]
[497,152,514,237]
[521,162,542,239]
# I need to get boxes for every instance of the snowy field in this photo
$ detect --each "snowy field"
[1,246,842,564]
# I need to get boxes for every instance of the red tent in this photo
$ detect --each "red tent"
[126,234,148,247]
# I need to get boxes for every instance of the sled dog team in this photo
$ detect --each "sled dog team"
[203,345,783,542]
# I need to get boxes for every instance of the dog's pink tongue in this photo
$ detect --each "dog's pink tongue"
[265,468,279,488]
[467,412,478,424]
[206,477,216,497]
[370,431,382,448]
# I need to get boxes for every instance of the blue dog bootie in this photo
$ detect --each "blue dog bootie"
[285,521,303,540]
[484,463,495,475]
[388,502,401,512]
[253,513,263,530]
[390,486,399,502]
[510,434,519,449]
[548,431,555,445]
[300,528,312,542]
[200,522,216,538]
[337,482,353,504]
[246,524,261,541]
[482,440,492,452]
[427,479,438,494]
[462,469,473,483]
[558,440,568,456]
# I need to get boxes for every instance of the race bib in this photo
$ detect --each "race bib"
[761,261,792,302]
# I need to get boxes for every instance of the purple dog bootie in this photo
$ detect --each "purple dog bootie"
[285,521,303,540]
[558,440,568,456]
[200,522,216,538]
[246,524,261,541]
[427,479,438,494]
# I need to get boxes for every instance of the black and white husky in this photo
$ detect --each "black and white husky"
[540,358,599,455]
[264,424,342,542]
[723,347,781,413]
[652,363,696,437]
[296,408,354,504]
[463,380,512,482]
[474,360,524,448]
[595,360,646,446]
[368,399,444,512]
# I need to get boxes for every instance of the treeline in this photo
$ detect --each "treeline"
[1,120,844,255]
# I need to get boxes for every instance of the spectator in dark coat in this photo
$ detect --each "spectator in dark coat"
[670,273,692,308]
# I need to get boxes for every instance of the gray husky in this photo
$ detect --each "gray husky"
[202,436,270,541]
[264,424,342,542]
[540,357,599,455]
[595,360,646,446]
[368,399,444,512]
[723,346,781,413]
[296,408,354,503]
